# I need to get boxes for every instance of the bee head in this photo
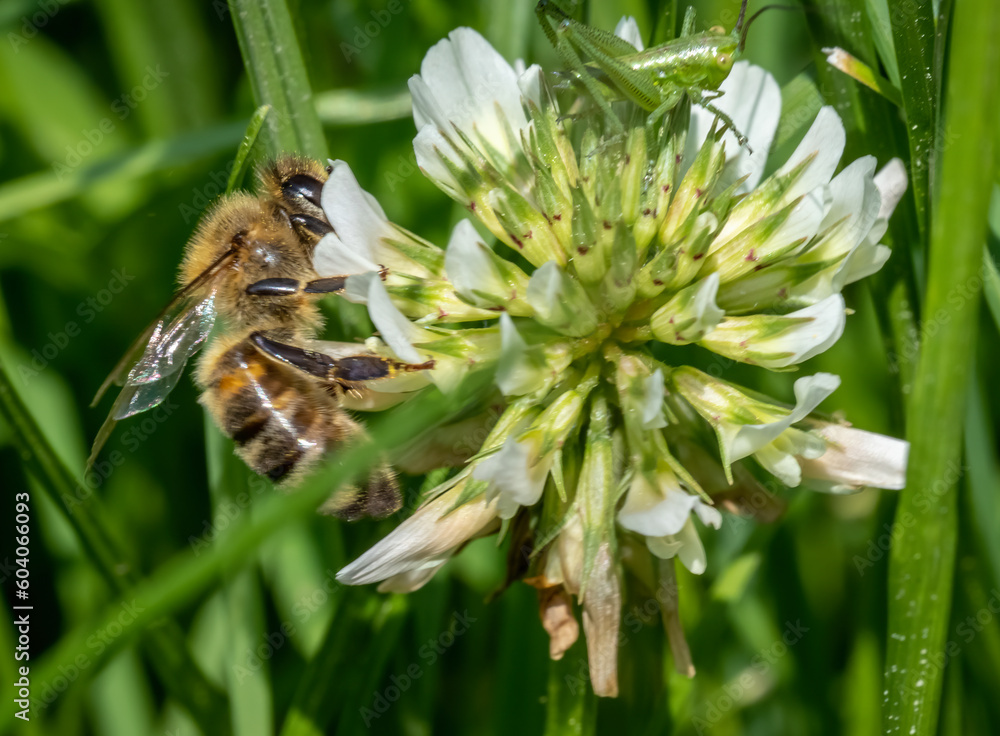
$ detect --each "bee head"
[258,155,329,222]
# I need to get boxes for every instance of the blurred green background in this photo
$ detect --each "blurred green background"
[1,0,999,735]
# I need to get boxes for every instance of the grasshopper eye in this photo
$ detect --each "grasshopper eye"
[716,52,733,69]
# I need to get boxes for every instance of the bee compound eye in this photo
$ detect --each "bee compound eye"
[281,174,324,208]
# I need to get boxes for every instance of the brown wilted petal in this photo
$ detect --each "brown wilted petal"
[535,585,579,660]
[582,543,620,697]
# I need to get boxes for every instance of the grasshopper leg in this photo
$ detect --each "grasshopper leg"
[692,92,753,153]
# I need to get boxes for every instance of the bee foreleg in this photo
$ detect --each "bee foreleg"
[245,276,348,297]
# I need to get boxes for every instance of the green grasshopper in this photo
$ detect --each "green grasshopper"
[535,0,760,144]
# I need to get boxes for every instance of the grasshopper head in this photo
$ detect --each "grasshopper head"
[701,34,739,88]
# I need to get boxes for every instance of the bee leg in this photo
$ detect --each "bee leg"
[249,332,432,389]
[245,276,348,297]
[288,213,332,239]
[249,332,340,379]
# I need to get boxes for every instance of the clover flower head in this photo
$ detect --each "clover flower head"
[320,24,909,695]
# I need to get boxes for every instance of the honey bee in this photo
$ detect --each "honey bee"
[89,156,432,519]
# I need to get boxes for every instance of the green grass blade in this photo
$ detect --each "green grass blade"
[887,0,937,238]
[278,588,351,736]
[0,87,408,225]
[228,0,328,159]
[883,2,1000,733]
[544,644,595,736]
[227,105,271,193]
[7,378,478,731]
[313,88,411,127]
[205,419,272,736]
[331,595,410,735]
[0,120,247,223]
[0,357,230,733]
[982,248,1000,335]
[864,0,901,87]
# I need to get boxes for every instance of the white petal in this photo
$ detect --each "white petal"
[839,242,892,286]
[776,106,845,206]
[321,160,391,252]
[730,372,841,460]
[799,423,909,491]
[646,534,684,560]
[647,520,710,575]
[337,485,498,585]
[687,62,781,192]
[496,313,544,396]
[517,64,545,107]
[444,219,501,303]
[754,442,803,486]
[818,157,878,252]
[692,500,722,530]
[774,293,846,365]
[377,557,450,593]
[641,369,667,429]
[674,520,709,575]
[690,272,725,333]
[618,475,695,537]
[364,275,424,364]
[702,293,847,368]
[313,233,379,277]
[413,124,463,197]
[613,17,644,51]
[474,436,548,518]
[410,28,529,161]
[874,157,908,221]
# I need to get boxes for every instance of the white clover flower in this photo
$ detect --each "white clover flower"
[320,25,909,695]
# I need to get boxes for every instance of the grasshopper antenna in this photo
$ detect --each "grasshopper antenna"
[734,0,750,40]
[738,4,803,51]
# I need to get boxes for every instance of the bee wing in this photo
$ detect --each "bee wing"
[108,291,218,420]
[88,248,237,468]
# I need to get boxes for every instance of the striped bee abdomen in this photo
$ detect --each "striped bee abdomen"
[203,339,355,481]
[200,337,402,519]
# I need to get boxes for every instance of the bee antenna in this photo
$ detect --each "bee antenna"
[739,4,802,51]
